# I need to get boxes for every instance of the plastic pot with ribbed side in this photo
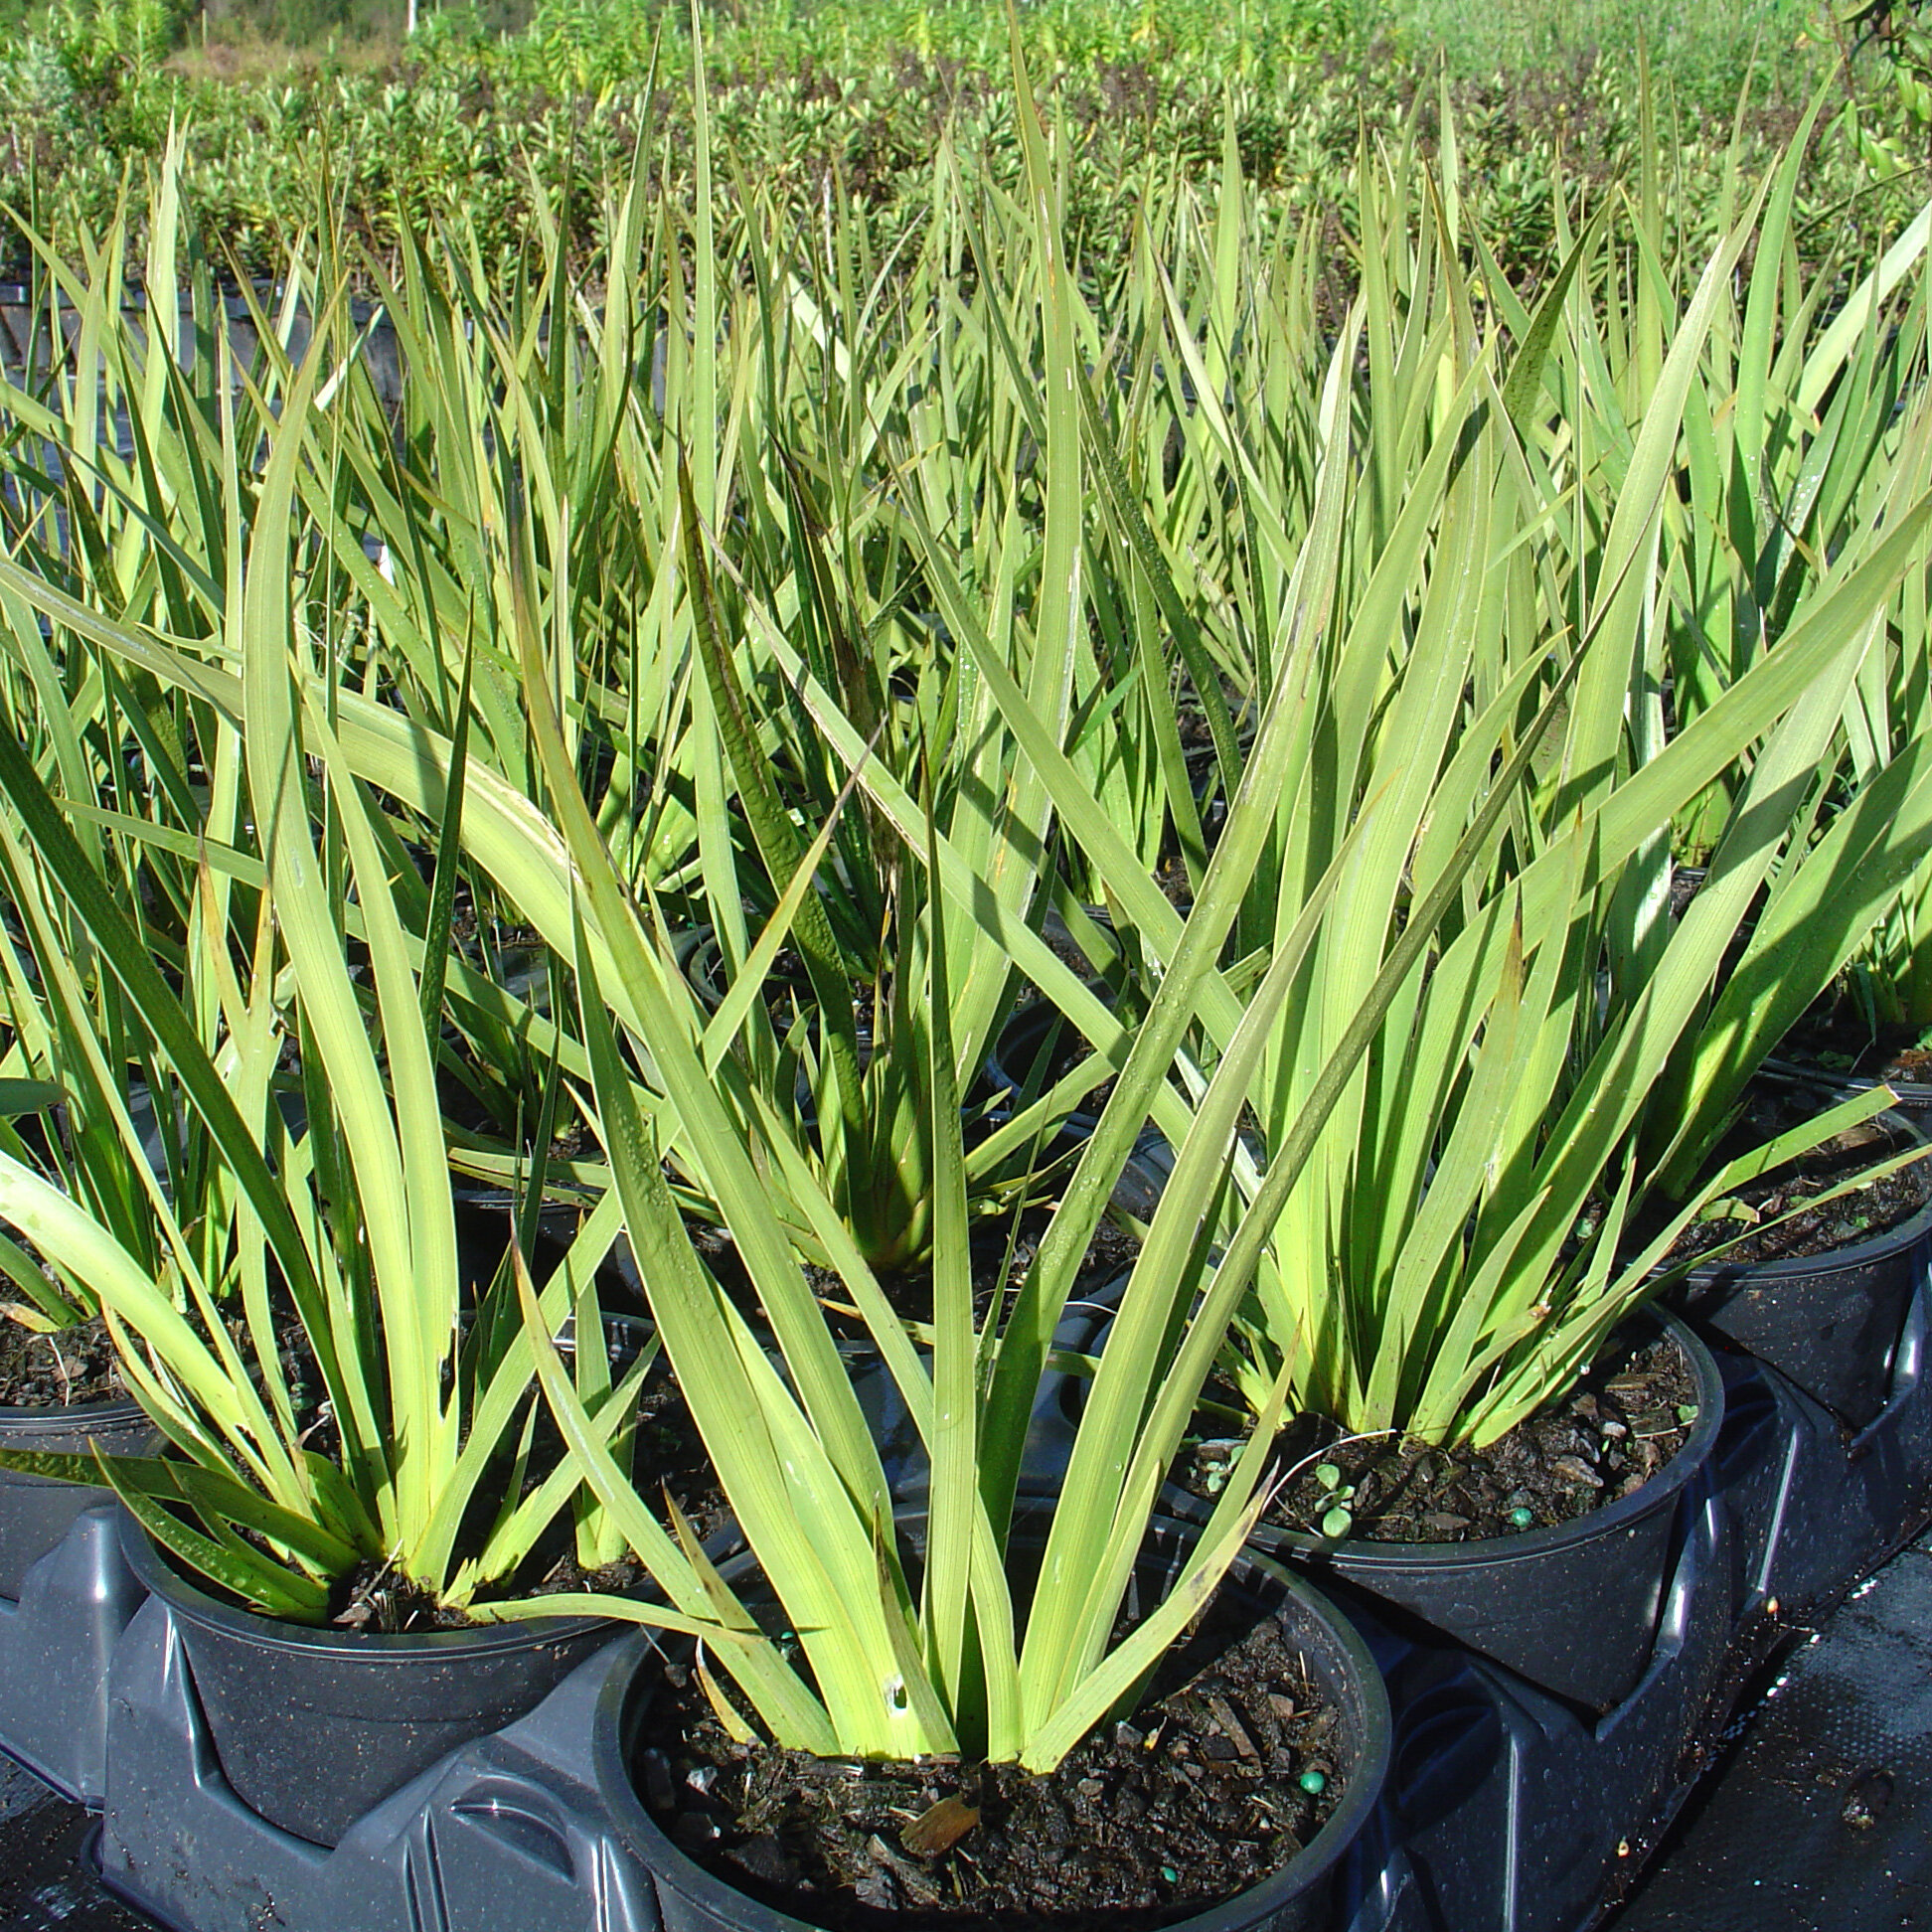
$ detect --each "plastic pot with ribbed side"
[1699,1262,1932,1623]
[591,1515,1394,1932]
[0,1377,160,1802]
[0,1393,156,1600]
[1358,1476,1741,1932]
[1165,1314,1725,1714]
[114,1510,617,1848]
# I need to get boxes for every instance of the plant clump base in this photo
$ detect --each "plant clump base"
[810,1213,1143,1333]
[325,1546,650,1633]
[635,1616,1343,1930]
[320,1361,720,1631]
[1190,1333,1699,1543]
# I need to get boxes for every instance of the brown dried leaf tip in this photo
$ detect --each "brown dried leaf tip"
[899,1794,982,1857]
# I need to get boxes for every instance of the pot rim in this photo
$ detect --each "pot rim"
[589,1516,1391,1932]
[115,1503,610,1661]
[0,1390,151,1432]
[1166,1308,1724,1573]
[1685,1185,1932,1285]
[985,983,1112,1127]
[1762,1054,1932,1105]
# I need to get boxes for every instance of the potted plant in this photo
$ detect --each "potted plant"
[482,536,1422,1932]
[1608,159,1932,1433]
[662,447,1093,1272]
[1002,132,1932,1709]
[0,1076,154,1608]
[1484,122,1932,1435]
[434,55,1537,1919]
[0,628,199,1799]
[0,357,651,1849]
[0,1064,154,1805]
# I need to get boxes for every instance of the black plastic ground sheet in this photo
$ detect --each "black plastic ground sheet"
[1608,1529,1932,1932]
[0,1758,152,1930]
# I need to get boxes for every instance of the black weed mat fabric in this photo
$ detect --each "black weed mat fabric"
[0,1759,153,1931]
[1607,1530,1932,1932]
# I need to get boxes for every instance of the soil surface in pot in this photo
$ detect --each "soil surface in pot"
[1651,1084,1931,1272]
[1181,1331,1698,1543]
[328,1541,655,1632]
[0,1313,127,1408]
[637,1610,1344,1929]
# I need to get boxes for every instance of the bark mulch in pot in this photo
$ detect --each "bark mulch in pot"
[1657,1087,1931,1273]
[1184,1330,1700,1543]
[1666,1154,1928,1271]
[636,1609,1344,1931]
[0,1315,127,1408]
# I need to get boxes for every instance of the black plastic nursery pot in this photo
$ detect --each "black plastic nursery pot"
[62,1276,1932,1932]
[590,1516,1393,1932]
[987,995,1110,1140]
[1670,1124,1932,1429]
[0,1395,155,1601]
[1170,1314,1725,1716]
[986,993,1178,1220]
[857,1299,1117,1509]
[1762,1053,1932,1135]
[115,1511,616,1849]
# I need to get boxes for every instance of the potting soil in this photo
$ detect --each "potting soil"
[635,1610,1343,1930]
[0,1318,127,1409]
[1187,1332,1699,1542]
[1658,1082,1932,1272]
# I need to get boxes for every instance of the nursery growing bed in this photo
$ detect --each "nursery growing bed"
[0,1235,1925,1932]
[2,1237,1929,1932]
